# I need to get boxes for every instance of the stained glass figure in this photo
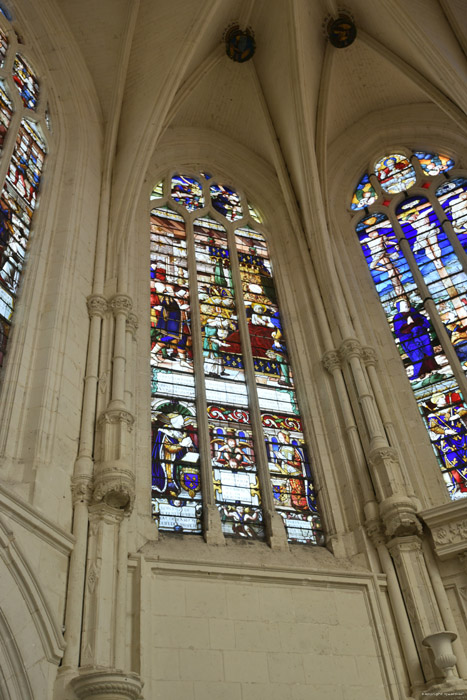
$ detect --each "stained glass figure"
[235,225,323,543]
[150,173,322,541]
[416,381,467,499]
[150,206,202,533]
[248,202,262,223]
[0,118,46,368]
[436,178,467,243]
[0,28,8,66]
[413,151,454,177]
[0,79,13,151]
[351,173,377,210]
[12,53,39,110]
[375,153,416,194]
[194,215,264,538]
[171,174,204,212]
[210,183,243,221]
[397,196,467,370]
[150,181,163,200]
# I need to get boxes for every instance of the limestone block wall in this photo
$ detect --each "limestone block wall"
[130,541,409,700]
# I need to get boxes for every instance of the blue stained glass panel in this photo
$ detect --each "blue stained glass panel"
[210,183,243,221]
[171,174,204,211]
[413,151,454,176]
[397,197,467,370]
[351,173,378,210]
[436,178,467,248]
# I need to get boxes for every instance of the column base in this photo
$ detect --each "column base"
[70,667,143,700]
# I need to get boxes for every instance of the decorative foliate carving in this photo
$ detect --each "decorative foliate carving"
[70,668,143,700]
[110,294,132,316]
[365,518,386,547]
[126,313,138,336]
[321,350,340,374]
[362,346,377,367]
[71,475,93,505]
[86,561,100,593]
[338,338,363,362]
[432,521,467,547]
[98,409,135,431]
[368,446,399,468]
[87,295,108,319]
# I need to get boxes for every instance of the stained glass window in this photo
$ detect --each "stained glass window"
[151,171,323,543]
[12,53,39,110]
[0,28,8,66]
[0,119,46,366]
[351,173,378,210]
[353,148,467,500]
[0,79,12,151]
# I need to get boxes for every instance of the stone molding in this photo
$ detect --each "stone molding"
[421,500,467,560]
[0,483,74,556]
[321,349,340,373]
[379,494,422,539]
[87,295,108,319]
[70,667,143,700]
[88,502,126,526]
[0,516,66,665]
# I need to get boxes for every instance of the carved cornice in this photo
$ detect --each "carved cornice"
[70,667,143,700]
[110,294,133,316]
[421,500,467,560]
[87,295,108,319]
[338,337,363,363]
[321,350,341,374]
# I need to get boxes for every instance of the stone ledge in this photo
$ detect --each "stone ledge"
[420,500,467,560]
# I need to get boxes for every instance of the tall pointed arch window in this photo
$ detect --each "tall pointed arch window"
[150,172,323,545]
[352,148,467,500]
[0,21,48,368]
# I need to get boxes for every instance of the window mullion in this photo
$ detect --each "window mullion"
[430,193,467,278]
[225,223,288,549]
[185,217,224,543]
[392,217,467,397]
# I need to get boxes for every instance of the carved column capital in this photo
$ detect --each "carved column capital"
[126,312,138,336]
[362,346,378,367]
[365,518,387,547]
[368,445,399,468]
[70,667,143,700]
[379,494,423,539]
[87,295,108,319]
[71,475,93,505]
[322,350,341,374]
[338,337,363,363]
[92,469,136,512]
[110,294,133,317]
[97,409,135,431]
